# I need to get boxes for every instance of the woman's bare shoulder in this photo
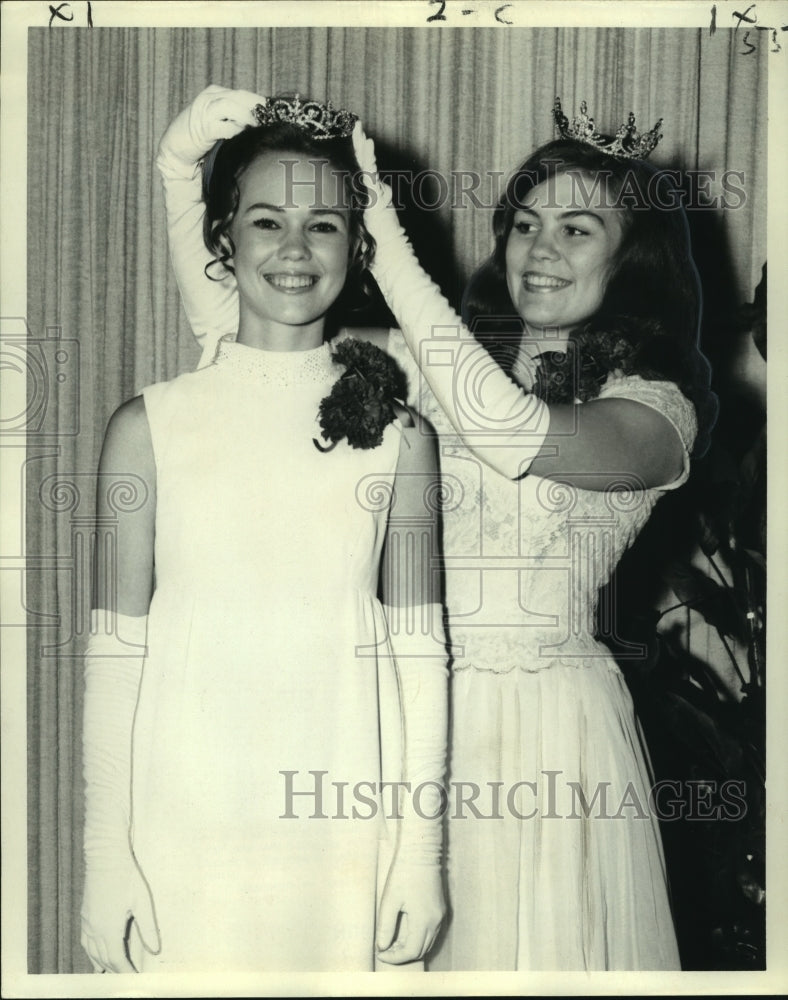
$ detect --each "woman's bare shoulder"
[100,395,154,473]
[103,394,147,436]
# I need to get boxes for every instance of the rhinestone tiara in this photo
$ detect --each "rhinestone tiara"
[253,95,358,140]
[552,98,664,161]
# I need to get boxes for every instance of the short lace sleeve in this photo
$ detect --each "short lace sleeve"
[598,372,698,490]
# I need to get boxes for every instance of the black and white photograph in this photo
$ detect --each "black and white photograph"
[1,0,786,996]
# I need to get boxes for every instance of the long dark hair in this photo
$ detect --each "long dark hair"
[463,139,717,456]
[201,114,376,323]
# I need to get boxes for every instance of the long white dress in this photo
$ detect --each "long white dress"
[388,329,693,970]
[130,337,403,972]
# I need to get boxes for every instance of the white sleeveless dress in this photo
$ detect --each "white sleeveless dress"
[388,329,693,970]
[130,338,403,972]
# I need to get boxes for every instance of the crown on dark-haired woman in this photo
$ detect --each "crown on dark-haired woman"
[253,95,358,140]
[553,98,664,160]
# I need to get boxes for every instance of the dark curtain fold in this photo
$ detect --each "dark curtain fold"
[26,26,766,973]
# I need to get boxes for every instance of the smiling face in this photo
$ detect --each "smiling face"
[505,170,626,336]
[229,151,352,350]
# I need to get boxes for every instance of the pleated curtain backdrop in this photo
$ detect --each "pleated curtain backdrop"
[25,26,766,973]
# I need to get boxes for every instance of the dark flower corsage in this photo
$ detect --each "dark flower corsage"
[314,338,408,451]
[532,317,677,404]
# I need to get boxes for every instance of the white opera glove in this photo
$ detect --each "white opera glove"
[376,602,448,965]
[81,610,159,973]
[156,85,262,361]
[353,123,550,481]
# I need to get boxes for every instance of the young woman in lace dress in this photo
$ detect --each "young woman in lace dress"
[155,89,715,969]
[79,94,448,974]
[352,122,717,970]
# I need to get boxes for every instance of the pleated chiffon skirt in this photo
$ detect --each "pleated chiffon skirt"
[429,659,681,971]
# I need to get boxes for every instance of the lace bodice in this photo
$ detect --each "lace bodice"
[386,329,697,674]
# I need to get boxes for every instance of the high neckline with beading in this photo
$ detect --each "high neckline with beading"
[212,336,336,387]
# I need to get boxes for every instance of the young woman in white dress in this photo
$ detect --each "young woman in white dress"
[156,89,715,970]
[79,93,448,974]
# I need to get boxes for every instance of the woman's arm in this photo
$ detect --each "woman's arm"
[156,86,261,361]
[81,398,159,973]
[530,396,685,490]
[380,409,442,609]
[376,412,448,965]
[93,397,156,613]
[353,127,687,491]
